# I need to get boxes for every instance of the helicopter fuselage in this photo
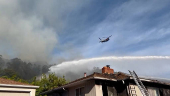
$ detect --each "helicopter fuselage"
[100,38,109,43]
[99,35,112,43]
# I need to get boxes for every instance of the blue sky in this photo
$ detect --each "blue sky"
[51,0,170,61]
[1,0,170,79]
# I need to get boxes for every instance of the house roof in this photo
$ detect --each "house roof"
[41,72,170,95]
[0,78,31,85]
[138,77,170,86]
[65,72,129,86]
[59,72,170,87]
[41,72,130,94]
[40,72,130,95]
[0,78,39,89]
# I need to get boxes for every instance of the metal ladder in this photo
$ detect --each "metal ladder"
[129,70,150,96]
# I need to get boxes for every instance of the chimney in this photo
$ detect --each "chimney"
[102,65,114,74]
[84,72,86,77]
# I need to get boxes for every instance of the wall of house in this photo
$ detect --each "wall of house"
[85,80,96,96]
[127,84,142,96]
[0,86,36,96]
[95,85,103,96]
[0,92,30,96]
[127,83,170,96]
[68,80,96,96]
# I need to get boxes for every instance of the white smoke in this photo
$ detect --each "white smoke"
[50,56,170,80]
[0,0,91,62]
[50,56,170,68]
[0,0,57,62]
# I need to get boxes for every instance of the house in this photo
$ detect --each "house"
[41,65,170,96]
[0,78,39,96]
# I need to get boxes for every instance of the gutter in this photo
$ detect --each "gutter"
[130,77,152,82]
[0,84,39,89]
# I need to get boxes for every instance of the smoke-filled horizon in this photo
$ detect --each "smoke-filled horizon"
[1,0,170,63]
[1,0,170,80]
[50,56,170,81]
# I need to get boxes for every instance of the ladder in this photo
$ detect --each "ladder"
[128,70,150,96]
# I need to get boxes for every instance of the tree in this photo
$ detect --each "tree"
[0,69,17,77]
[0,55,51,80]
[0,55,5,68]
[0,73,29,84]
[31,73,68,96]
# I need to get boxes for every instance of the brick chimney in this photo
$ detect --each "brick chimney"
[102,65,114,74]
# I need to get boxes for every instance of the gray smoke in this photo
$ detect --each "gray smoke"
[0,0,90,62]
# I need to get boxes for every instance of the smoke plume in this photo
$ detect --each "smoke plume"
[0,0,90,62]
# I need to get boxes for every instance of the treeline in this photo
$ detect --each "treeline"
[0,55,67,95]
[0,55,50,80]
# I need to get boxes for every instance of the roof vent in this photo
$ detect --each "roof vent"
[84,72,86,77]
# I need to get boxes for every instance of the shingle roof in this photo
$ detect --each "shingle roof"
[62,72,130,87]
[0,78,33,86]
[60,72,170,87]
[93,72,130,80]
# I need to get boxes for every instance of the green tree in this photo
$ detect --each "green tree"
[0,73,29,84]
[0,69,17,77]
[0,55,5,68]
[31,73,68,96]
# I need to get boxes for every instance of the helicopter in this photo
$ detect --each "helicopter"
[99,35,112,43]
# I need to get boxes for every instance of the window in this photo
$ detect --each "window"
[76,87,85,96]
[147,87,160,96]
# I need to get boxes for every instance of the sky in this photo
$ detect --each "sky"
[1,0,170,80]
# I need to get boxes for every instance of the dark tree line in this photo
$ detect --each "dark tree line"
[0,55,68,96]
[0,55,50,80]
